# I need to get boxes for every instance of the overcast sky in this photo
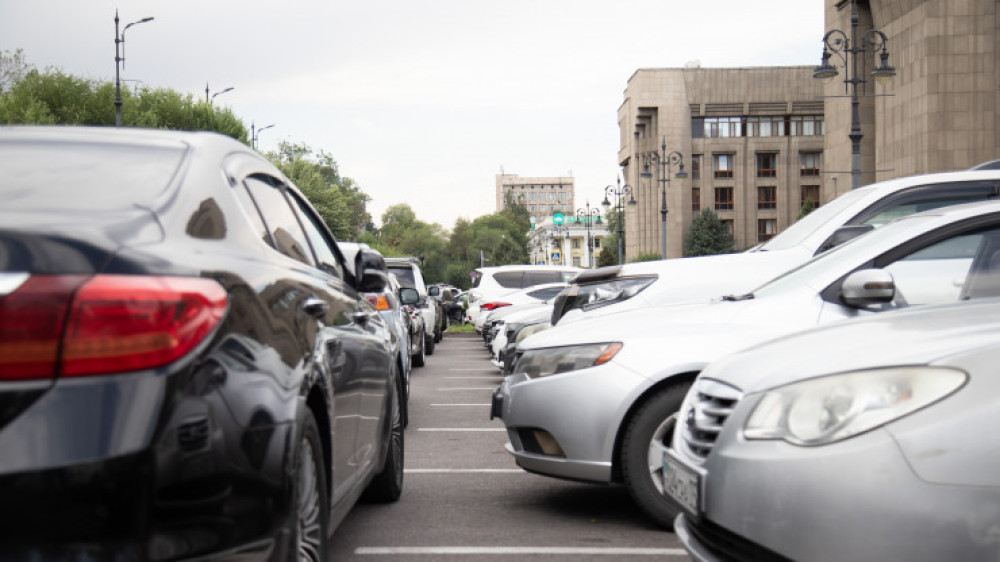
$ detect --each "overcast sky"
[1,0,824,231]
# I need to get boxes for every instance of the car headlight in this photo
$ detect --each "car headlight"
[744,367,967,446]
[515,342,623,378]
[515,322,551,343]
[578,276,656,309]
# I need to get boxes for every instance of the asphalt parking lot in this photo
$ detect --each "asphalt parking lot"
[330,332,690,561]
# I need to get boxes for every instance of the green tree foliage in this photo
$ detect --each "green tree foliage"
[631,252,664,263]
[267,141,372,240]
[798,198,816,220]
[378,204,449,283]
[0,49,30,94]
[596,244,617,267]
[683,209,736,257]
[469,212,528,267]
[0,67,248,142]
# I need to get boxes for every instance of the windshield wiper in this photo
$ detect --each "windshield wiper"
[722,292,755,302]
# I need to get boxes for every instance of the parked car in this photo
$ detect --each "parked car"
[488,305,554,371]
[448,290,469,324]
[426,284,450,342]
[0,126,404,561]
[474,281,569,334]
[668,297,1000,562]
[492,199,1000,528]
[467,265,580,330]
[386,256,439,355]
[551,169,1000,326]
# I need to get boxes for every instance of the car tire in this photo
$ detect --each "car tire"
[362,374,405,503]
[434,326,442,343]
[412,330,426,367]
[620,382,692,530]
[293,410,329,561]
[425,332,435,356]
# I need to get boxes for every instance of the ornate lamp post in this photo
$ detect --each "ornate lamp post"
[206,84,234,105]
[114,11,154,127]
[575,201,602,269]
[641,139,687,259]
[251,122,275,149]
[601,176,636,265]
[813,0,895,190]
[548,224,569,265]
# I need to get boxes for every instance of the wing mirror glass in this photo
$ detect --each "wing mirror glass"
[399,287,420,305]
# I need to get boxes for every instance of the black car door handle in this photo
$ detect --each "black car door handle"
[302,298,329,319]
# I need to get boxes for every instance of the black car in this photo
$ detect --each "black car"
[0,126,404,561]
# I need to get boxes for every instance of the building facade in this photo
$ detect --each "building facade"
[528,216,608,269]
[496,174,576,226]
[824,0,999,183]
[618,66,825,259]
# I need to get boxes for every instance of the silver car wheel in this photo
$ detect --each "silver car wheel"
[646,413,677,495]
[296,418,325,562]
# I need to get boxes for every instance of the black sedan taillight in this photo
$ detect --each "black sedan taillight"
[0,274,228,380]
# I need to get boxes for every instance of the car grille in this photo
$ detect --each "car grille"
[677,379,741,462]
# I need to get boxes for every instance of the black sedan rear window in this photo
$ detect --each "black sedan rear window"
[1,141,186,210]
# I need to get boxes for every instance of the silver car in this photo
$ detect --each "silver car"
[492,199,1000,528]
[668,297,1000,562]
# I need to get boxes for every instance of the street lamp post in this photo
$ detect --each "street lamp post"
[575,201,602,269]
[601,176,636,265]
[548,225,569,265]
[251,122,275,149]
[206,84,234,105]
[813,0,895,190]
[114,11,154,127]
[641,139,687,259]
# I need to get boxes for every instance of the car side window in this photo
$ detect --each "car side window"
[243,175,315,266]
[528,286,566,300]
[286,190,345,280]
[882,231,988,305]
[494,272,524,288]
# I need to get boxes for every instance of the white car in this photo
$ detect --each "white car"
[475,282,568,333]
[493,199,1000,529]
[467,265,579,330]
[552,169,1000,325]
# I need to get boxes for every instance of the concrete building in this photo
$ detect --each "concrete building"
[619,66,825,259]
[496,174,575,226]
[823,0,999,182]
[617,0,999,261]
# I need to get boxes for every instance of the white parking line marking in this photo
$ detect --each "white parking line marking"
[449,368,499,371]
[404,469,523,474]
[355,547,688,555]
[416,428,505,432]
[444,376,501,379]
[437,387,497,391]
[430,403,490,406]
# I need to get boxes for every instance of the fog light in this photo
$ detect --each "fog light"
[533,430,565,457]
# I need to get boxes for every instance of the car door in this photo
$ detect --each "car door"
[240,174,374,500]
[285,189,392,479]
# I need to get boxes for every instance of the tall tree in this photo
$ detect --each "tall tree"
[0,49,29,94]
[683,209,735,257]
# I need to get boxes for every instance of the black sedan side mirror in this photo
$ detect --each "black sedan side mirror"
[356,248,388,293]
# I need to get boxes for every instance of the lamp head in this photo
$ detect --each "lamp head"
[872,51,896,83]
[813,49,839,82]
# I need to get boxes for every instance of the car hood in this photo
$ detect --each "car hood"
[703,298,1000,394]
[503,305,553,325]
[558,248,808,324]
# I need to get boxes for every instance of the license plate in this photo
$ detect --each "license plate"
[663,450,700,518]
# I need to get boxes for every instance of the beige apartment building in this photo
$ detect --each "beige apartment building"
[495,174,576,226]
[619,66,825,259]
[617,0,998,261]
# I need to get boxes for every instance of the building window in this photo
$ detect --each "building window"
[714,154,734,179]
[572,238,581,249]
[705,116,742,138]
[758,186,777,210]
[802,185,821,208]
[692,187,701,212]
[572,256,581,267]
[800,152,822,176]
[715,187,734,211]
[746,116,785,137]
[593,237,601,249]
[756,153,777,178]
[721,219,734,237]
[790,115,825,136]
[758,219,777,242]
[691,154,701,179]
[691,117,704,138]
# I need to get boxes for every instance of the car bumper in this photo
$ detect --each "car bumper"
[492,364,651,483]
[670,429,1000,562]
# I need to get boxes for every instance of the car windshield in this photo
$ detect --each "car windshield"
[754,187,873,252]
